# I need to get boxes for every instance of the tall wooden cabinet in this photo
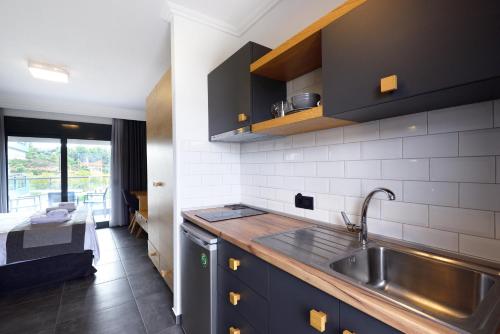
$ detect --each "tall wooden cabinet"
[146,70,174,289]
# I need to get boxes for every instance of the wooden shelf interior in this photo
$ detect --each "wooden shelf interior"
[251,106,355,136]
[250,0,366,81]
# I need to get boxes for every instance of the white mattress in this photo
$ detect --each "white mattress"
[0,210,100,266]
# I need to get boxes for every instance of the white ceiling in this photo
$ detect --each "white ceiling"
[0,0,171,115]
[165,0,281,36]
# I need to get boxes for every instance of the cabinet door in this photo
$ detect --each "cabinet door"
[269,266,340,334]
[146,70,174,289]
[208,44,252,137]
[322,0,500,120]
[339,302,401,334]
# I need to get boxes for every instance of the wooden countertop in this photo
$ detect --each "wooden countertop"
[182,208,459,334]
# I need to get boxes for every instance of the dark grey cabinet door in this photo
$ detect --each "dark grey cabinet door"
[322,0,500,121]
[339,302,401,334]
[269,266,340,334]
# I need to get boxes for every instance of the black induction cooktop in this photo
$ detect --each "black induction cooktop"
[196,205,266,222]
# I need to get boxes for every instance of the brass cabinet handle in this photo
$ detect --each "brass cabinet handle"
[152,181,164,187]
[310,309,327,332]
[380,74,398,93]
[229,291,241,306]
[228,258,240,271]
[149,251,157,257]
[229,327,240,334]
[342,330,355,334]
[238,113,248,122]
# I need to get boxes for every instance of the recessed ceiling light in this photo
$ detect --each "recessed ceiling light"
[61,123,79,129]
[28,61,69,83]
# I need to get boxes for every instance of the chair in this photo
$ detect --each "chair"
[84,187,108,209]
[122,190,139,233]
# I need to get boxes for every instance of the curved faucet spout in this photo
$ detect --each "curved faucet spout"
[360,188,396,247]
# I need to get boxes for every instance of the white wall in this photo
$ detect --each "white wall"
[240,71,500,264]
[3,108,112,124]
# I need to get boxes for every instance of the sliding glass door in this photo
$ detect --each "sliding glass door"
[7,137,62,213]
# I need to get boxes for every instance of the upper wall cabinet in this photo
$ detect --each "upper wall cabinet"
[208,42,286,141]
[322,0,500,122]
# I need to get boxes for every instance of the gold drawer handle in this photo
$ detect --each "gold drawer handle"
[228,258,240,271]
[343,330,355,334]
[238,113,248,122]
[229,291,241,306]
[229,327,240,334]
[310,309,327,332]
[380,74,398,93]
[149,251,157,257]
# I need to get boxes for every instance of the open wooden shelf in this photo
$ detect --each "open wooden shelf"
[251,106,355,136]
[250,0,366,81]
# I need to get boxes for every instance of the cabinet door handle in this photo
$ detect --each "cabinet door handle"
[229,291,241,306]
[149,251,157,257]
[152,181,164,187]
[380,74,398,93]
[310,309,327,332]
[342,330,355,334]
[238,113,248,122]
[229,327,240,334]
[228,258,240,271]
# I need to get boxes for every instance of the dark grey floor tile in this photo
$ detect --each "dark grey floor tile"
[128,269,171,299]
[111,227,147,249]
[98,247,121,265]
[122,255,157,276]
[157,325,184,334]
[0,293,60,334]
[117,243,148,262]
[58,278,134,323]
[136,291,175,334]
[0,281,63,307]
[93,260,126,284]
[55,301,146,334]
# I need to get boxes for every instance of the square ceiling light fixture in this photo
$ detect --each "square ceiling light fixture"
[28,61,69,83]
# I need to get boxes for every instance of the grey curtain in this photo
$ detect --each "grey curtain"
[0,110,7,213]
[110,119,147,227]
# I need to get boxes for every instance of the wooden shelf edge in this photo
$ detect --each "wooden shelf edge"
[250,0,367,79]
[252,106,355,136]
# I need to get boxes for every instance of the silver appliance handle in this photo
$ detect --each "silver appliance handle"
[183,229,212,250]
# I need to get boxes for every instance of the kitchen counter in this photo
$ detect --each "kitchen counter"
[182,207,499,334]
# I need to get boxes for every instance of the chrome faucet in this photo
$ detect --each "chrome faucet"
[341,188,396,248]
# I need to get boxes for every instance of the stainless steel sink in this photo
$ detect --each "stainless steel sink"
[254,225,500,333]
[331,246,494,318]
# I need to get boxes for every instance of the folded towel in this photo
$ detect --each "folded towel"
[30,214,70,224]
[46,206,59,213]
[47,208,69,218]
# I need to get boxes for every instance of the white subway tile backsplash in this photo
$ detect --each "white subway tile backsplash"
[380,112,427,139]
[253,175,267,187]
[241,142,259,153]
[459,128,500,156]
[242,186,260,197]
[430,157,495,183]
[459,235,500,262]
[361,138,402,160]
[381,201,428,226]
[266,151,284,163]
[403,225,458,252]
[221,153,239,163]
[403,133,458,158]
[260,187,276,200]
[305,209,330,223]
[284,149,303,162]
[258,140,275,151]
[275,163,294,176]
[317,161,345,178]
[344,121,379,143]
[241,163,260,175]
[268,176,284,188]
[366,218,403,239]
[345,197,380,218]
[329,143,361,161]
[304,146,329,161]
[362,179,403,200]
[284,203,305,217]
[292,132,316,148]
[274,136,293,150]
[267,200,284,212]
[201,152,221,163]
[428,102,493,134]
[223,174,240,185]
[292,162,316,177]
[184,151,201,163]
[230,143,240,153]
[404,181,458,206]
[459,183,500,211]
[331,178,361,197]
[283,177,305,191]
[259,164,275,176]
[305,178,329,193]
[242,152,266,163]
[430,206,494,238]
[346,160,381,179]
[316,127,343,146]
[382,159,429,181]
[316,194,344,211]
[275,189,295,204]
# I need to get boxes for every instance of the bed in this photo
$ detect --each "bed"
[0,209,100,292]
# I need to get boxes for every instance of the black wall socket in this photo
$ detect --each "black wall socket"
[295,193,314,210]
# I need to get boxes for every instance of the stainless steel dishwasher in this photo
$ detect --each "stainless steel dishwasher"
[181,222,218,334]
